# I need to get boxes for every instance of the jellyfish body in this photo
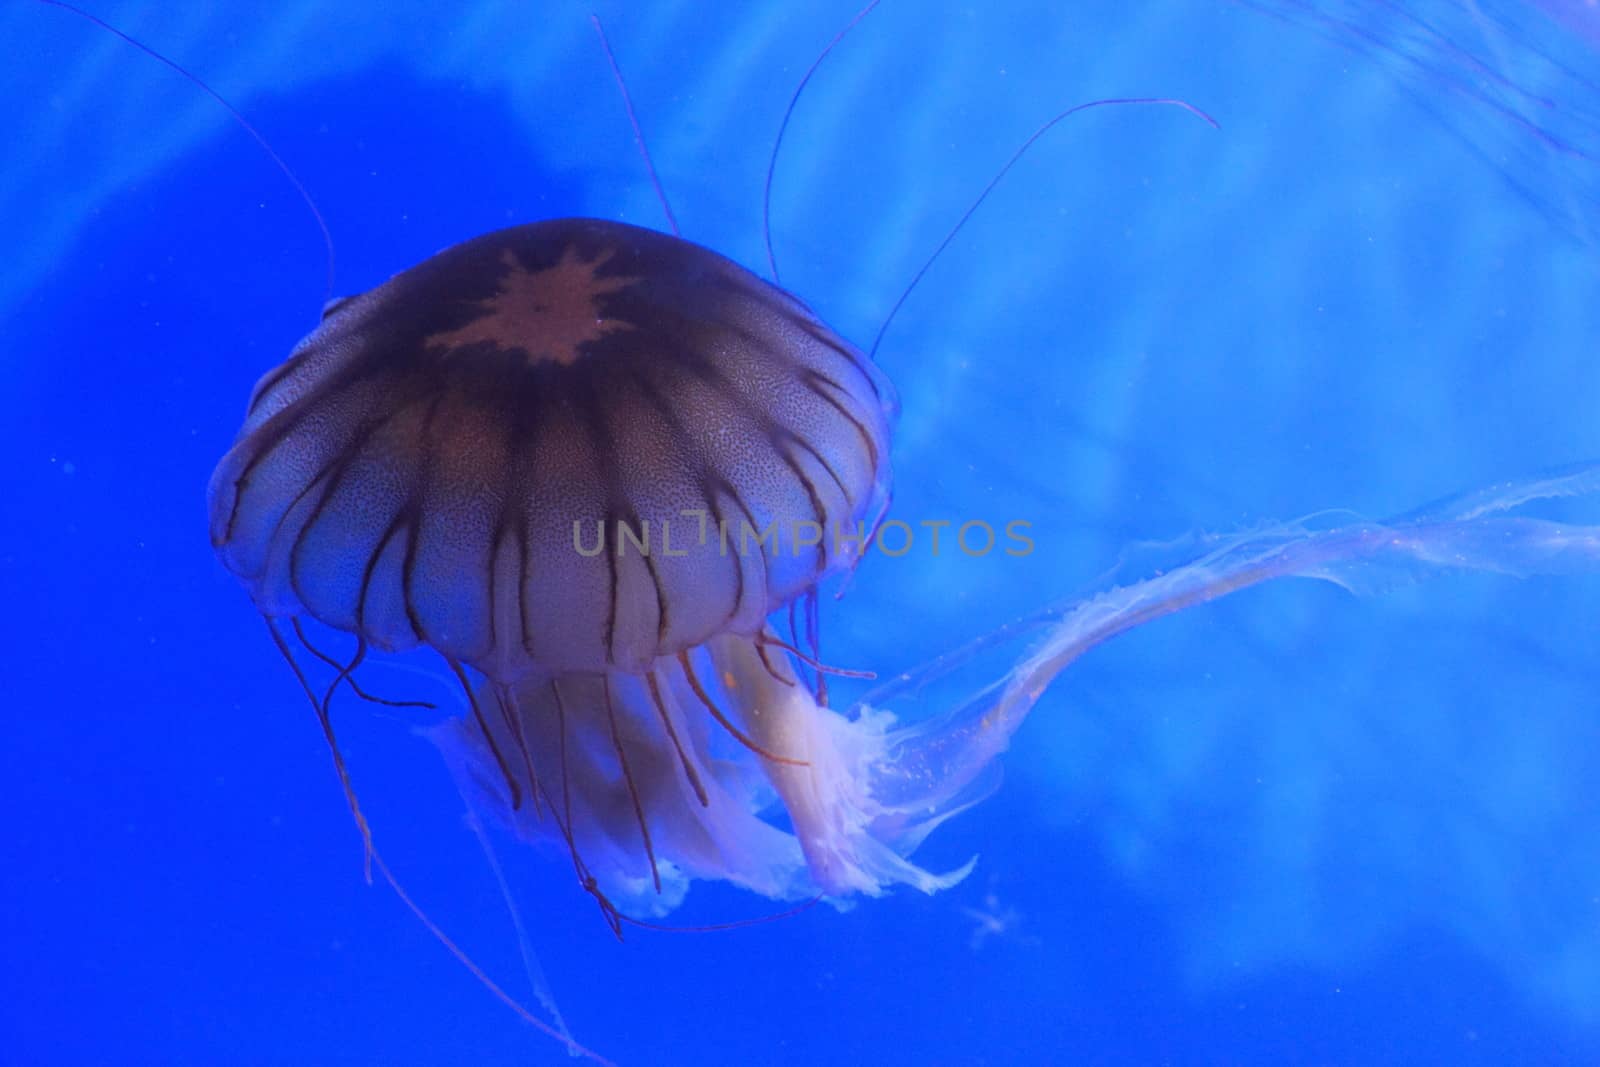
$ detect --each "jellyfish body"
[208,216,1600,921]
[208,217,892,675]
[207,216,965,908]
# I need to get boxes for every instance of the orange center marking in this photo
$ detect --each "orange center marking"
[428,246,637,365]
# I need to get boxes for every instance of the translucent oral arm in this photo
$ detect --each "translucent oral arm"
[864,464,1600,821]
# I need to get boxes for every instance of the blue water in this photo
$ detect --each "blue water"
[6,2,1600,1063]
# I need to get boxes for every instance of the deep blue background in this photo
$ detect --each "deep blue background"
[6,2,1600,1064]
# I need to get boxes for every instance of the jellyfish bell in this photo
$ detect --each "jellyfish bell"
[206,216,893,678]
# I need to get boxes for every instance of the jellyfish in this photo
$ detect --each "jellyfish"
[181,8,1600,1053]
[207,207,1600,941]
